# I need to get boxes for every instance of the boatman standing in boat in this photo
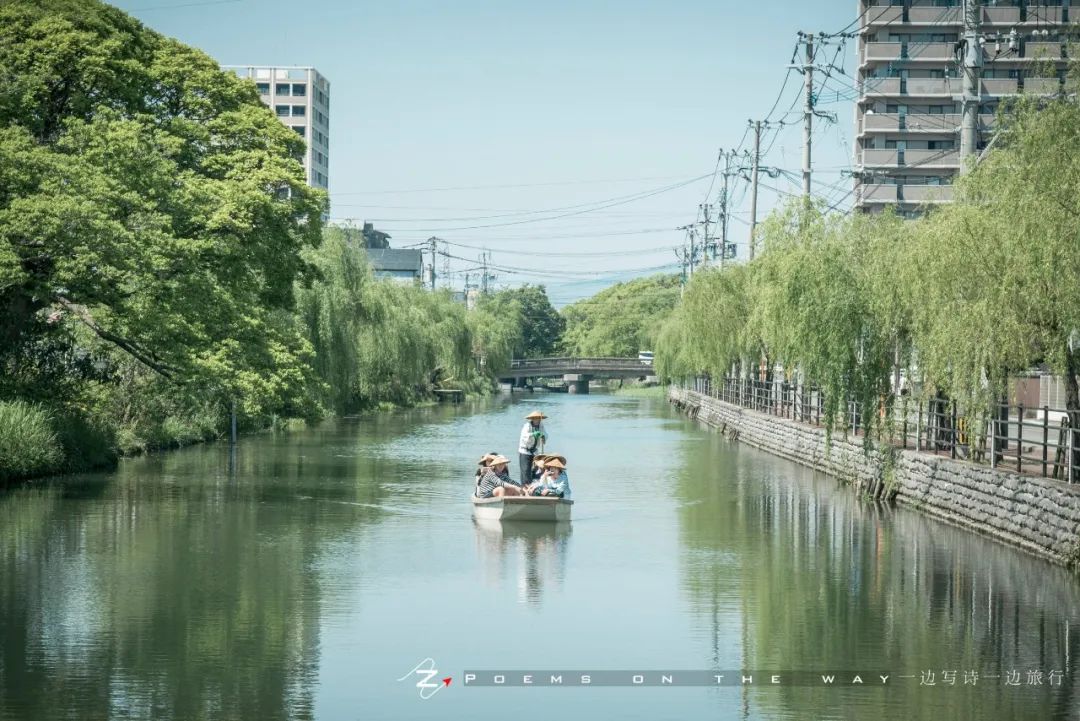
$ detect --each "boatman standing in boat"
[518,410,548,486]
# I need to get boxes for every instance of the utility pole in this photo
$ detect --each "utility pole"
[800,32,815,201]
[699,203,712,268]
[426,236,438,290]
[960,0,982,173]
[748,120,763,260]
[480,251,489,294]
[676,246,688,296]
[719,151,735,269]
[441,241,450,288]
[688,227,697,277]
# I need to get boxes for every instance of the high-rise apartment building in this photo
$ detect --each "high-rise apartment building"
[854,1,1071,215]
[226,66,330,191]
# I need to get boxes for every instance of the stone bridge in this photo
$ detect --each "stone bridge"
[498,357,654,394]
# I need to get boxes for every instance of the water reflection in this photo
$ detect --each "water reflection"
[473,519,572,605]
[5,394,1080,721]
[675,434,1080,721]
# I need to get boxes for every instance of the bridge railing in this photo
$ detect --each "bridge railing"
[509,357,648,370]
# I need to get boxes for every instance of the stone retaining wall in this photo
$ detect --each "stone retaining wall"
[669,387,1080,566]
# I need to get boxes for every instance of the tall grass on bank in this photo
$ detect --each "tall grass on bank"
[0,401,63,482]
[613,384,666,398]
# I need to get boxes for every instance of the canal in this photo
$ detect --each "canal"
[1,392,1077,720]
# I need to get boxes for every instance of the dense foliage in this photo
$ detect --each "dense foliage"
[491,284,563,358]
[0,1,523,481]
[560,275,680,357]
[658,92,1080,446]
[297,227,524,412]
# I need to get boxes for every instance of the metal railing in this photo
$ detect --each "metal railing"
[684,376,1078,484]
[508,357,650,371]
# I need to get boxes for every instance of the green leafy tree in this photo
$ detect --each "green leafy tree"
[0,0,326,420]
[560,274,680,357]
[490,284,563,358]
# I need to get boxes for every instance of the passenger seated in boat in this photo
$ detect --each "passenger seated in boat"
[475,455,525,498]
[523,455,548,494]
[531,457,571,499]
[475,451,499,490]
[530,454,549,483]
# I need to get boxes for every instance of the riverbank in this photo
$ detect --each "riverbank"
[0,386,497,487]
[669,386,1080,568]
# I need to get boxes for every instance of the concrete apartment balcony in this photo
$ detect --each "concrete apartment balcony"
[862,113,899,132]
[906,77,954,96]
[863,5,903,26]
[908,6,962,23]
[1024,6,1063,23]
[899,184,955,203]
[864,42,902,62]
[983,6,1021,25]
[903,113,961,132]
[1024,41,1064,60]
[861,148,899,167]
[907,43,955,61]
[980,113,998,129]
[982,78,1019,95]
[904,149,961,168]
[862,113,960,133]
[1023,77,1062,94]
[862,77,902,95]
[860,184,898,203]
[864,42,954,64]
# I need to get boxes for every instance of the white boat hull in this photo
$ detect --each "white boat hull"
[471,495,573,522]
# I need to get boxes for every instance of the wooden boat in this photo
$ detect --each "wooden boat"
[471,495,573,522]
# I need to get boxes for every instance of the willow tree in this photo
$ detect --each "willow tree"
[656,264,753,380]
[906,95,1080,460]
[742,202,906,435]
[469,292,524,376]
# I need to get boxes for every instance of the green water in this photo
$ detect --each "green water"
[1,393,1077,720]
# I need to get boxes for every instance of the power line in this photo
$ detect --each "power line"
[441,239,679,258]
[129,0,240,10]
[333,173,712,232]
[327,173,702,196]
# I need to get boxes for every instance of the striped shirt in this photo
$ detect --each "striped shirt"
[475,468,517,498]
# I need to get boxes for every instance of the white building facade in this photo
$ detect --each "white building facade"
[227,66,330,191]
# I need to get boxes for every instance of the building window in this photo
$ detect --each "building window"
[276,83,290,96]
[292,83,307,96]
[293,126,306,138]
[292,105,306,117]
[256,82,270,94]
[275,105,289,117]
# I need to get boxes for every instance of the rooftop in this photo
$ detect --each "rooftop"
[366,249,423,274]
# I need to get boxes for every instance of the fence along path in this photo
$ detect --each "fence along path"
[686,375,1078,484]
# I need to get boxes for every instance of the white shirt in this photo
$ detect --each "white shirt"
[518,421,548,454]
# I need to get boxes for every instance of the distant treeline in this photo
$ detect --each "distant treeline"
[559,275,681,357]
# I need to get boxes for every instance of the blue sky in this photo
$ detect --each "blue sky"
[112,0,857,305]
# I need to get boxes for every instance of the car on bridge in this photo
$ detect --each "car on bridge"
[638,351,654,366]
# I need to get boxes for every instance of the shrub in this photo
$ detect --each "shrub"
[0,401,63,482]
